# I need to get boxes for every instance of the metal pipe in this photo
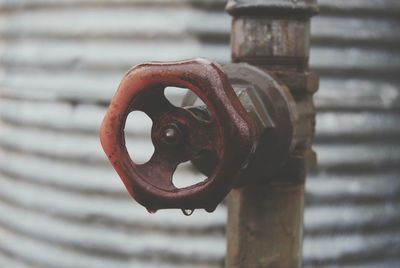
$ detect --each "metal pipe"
[225,1,318,267]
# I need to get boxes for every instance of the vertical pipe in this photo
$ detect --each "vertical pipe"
[225,1,318,267]
[227,184,305,267]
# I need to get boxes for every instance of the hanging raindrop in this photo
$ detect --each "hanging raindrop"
[182,209,194,216]
[205,206,216,213]
[146,207,157,214]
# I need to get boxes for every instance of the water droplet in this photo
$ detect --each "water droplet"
[182,209,194,216]
[205,206,216,213]
[146,207,157,214]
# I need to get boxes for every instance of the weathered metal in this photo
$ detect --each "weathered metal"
[225,0,318,267]
[100,0,317,266]
[100,59,257,213]
[100,55,304,215]
[226,0,319,16]
[98,3,319,268]
[227,184,305,268]
[184,63,298,185]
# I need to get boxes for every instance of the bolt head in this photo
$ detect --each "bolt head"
[161,124,182,145]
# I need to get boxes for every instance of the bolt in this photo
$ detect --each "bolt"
[161,124,182,145]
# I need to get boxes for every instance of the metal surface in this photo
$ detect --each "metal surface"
[226,0,319,16]
[225,1,317,267]
[227,184,305,268]
[183,63,298,185]
[100,59,256,212]
[0,0,399,267]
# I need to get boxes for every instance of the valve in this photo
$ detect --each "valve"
[100,59,257,213]
[100,58,297,214]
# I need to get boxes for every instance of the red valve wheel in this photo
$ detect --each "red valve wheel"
[100,58,256,213]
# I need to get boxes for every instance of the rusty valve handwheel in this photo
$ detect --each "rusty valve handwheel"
[100,59,256,213]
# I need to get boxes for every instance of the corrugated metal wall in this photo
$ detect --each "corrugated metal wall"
[0,0,399,267]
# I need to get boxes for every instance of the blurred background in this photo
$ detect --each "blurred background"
[0,0,399,267]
